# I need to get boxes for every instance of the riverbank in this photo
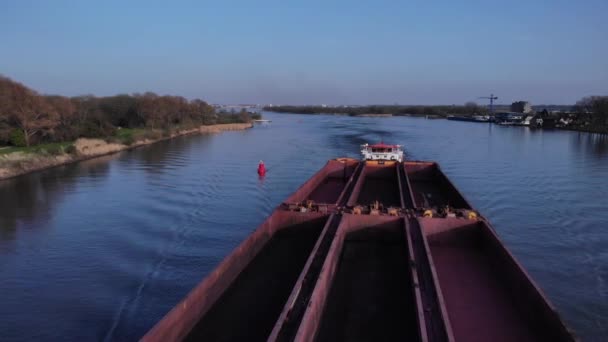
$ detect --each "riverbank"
[0,123,252,180]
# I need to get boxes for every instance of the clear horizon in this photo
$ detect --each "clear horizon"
[1,0,606,105]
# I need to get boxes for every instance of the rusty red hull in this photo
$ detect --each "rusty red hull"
[142,159,575,342]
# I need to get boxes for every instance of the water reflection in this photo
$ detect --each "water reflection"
[0,175,57,240]
[0,158,112,241]
[571,132,608,157]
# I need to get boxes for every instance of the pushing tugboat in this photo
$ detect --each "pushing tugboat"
[142,143,575,342]
[360,142,403,162]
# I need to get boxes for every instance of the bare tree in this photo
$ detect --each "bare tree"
[46,95,77,140]
[0,77,58,146]
[137,93,163,129]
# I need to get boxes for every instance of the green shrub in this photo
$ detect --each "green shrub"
[9,130,26,147]
[216,113,245,124]
[121,135,136,146]
[45,145,63,155]
[65,144,77,155]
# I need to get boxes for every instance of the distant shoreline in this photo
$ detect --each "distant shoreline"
[268,110,608,134]
[0,123,252,181]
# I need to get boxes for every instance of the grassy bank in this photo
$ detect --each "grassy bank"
[0,141,74,156]
[0,123,253,180]
[1,127,168,157]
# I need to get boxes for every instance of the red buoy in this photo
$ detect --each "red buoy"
[257,160,266,176]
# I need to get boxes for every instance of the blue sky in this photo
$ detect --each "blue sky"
[1,0,606,105]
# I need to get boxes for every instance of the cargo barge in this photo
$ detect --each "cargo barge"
[142,145,575,342]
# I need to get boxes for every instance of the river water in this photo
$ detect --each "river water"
[0,112,607,341]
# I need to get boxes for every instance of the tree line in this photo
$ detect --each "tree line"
[573,96,608,126]
[264,102,488,116]
[265,97,608,126]
[0,76,253,147]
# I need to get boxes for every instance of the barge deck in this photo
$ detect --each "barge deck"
[143,159,575,342]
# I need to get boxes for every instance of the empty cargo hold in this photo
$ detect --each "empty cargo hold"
[421,218,573,342]
[185,214,327,341]
[405,162,470,209]
[143,212,329,342]
[312,215,421,342]
[350,164,402,207]
[285,159,360,205]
